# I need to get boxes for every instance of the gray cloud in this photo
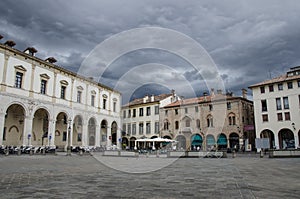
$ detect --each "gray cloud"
[1,0,300,99]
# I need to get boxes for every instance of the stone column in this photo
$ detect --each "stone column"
[23,116,34,146]
[48,119,56,146]
[0,111,6,145]
[274,133,279,149]
[117,125,121,149]
[82,121,88,146]
[95,124,100,147]
[107,125,112,148]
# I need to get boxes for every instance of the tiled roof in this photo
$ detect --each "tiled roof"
[123,93,172,107]
[249,73,300,88]
[163,94,237,108]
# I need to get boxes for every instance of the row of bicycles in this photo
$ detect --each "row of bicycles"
[0,145,57,155]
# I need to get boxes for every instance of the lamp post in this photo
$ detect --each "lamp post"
[67,119,72,156]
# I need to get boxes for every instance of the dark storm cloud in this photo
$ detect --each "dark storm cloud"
[1,0,300,98]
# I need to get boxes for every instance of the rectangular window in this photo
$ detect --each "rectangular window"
[155,106,159,115]
[278,83,283,91]
[186,120,190,127]
[283,97,289,109]
[175,109,178,115]
[298,80,300,87]
[61,86,66,99]
[260,86,265,93]
[113,102,116,112]
[269,85,274,92]
[40,79,47,94]
[146,107,151,116]
[146,122,151,134]
[185,108,188,114]
[127,124,131,135]
[155,122,159,134]
[262,114,268,122]
[15,72,23,88]
[132,123,136,135]
[195,106,199,112]
[139,123,144,135]
[277,113,283,121]
[276,98,282,110]
[261,100,267,112]
[91,95,95,107]
[103,99,106,109]
[227,102,231,110]
[284,112,290,120]
[128,110,131,118]
[77,133,82,142]
[232,116,236,125]
[139,108,143,117]
[209,104,213,111]
[123,110,126,118]
[287,82,293,89]
[165,110,168,116]
[122,124,126,133]
[132,109,136,117]
[62,131,67,141]
[3,127,6,141]
[77,91,82,103]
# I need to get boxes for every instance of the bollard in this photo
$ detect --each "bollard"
[30,149,33,156]
[260,150,264,158]
[17,148,21,156]
[232,150,236,158]
[5,149,9,156]
[222,151,227,158]
[42,148,46,155]
[79,149,83,156]
[156,150,159,158]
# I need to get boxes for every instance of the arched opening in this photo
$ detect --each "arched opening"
[176,135,186,150]
[122,137,128,149]
[32,108,49,146]
[101,120,108,147]
[191,134,203,150]
[151,135,158,139]
[129,137,136,150]
[73,115,83,146]
[111,121,117,145]
[55,112,68,148]
[206,134,215,150]
[88,118,96,146]
[4,104,25,146]
[229,133,239,150]
[217,133,227,150]
[260,129,275,149]
[278,128,295,149]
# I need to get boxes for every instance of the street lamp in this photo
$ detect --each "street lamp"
[67,119,72,156]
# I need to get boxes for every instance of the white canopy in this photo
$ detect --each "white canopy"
[134,137,177,150]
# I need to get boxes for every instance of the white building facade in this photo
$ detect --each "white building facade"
[121,92,178,149]
[250,66,300,150]
[0,43,122,150]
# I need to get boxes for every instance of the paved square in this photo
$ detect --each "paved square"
[0,153,299,198]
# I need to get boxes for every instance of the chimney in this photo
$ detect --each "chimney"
[45,57,57,63]
[4,40,16,47]
[143,95,149,103]
[24,47,37,56]
[242,89,247,99]
[151,95,154,102]
[217,89,222,95]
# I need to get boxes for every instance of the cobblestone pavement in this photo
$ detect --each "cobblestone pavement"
[0,153,299,199]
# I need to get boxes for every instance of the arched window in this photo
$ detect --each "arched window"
[207,115,213,127]
[175,121,179,130]
[228,113,236,125]
[196,119,200,129]
[164,119,169,130]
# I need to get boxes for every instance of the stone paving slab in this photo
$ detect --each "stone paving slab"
[0,153,299,198]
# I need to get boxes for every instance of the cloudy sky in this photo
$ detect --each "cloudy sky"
[1,0,300,103]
